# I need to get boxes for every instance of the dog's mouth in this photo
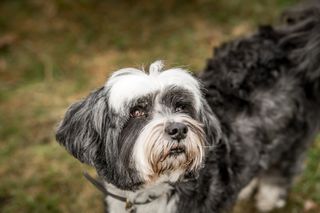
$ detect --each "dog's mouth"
[160,144,187,162]
[169,145,186,156]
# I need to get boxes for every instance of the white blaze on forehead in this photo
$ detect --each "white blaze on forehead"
[105,61,202,112]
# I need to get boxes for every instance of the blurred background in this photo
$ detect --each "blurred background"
[0,0,319,212]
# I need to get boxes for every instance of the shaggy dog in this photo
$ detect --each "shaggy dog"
[56,1,320,212]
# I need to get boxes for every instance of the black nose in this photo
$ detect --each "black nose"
[165,122,188,141]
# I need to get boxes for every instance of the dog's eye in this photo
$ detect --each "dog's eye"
[175,104,186,112]
[130,107,146,118]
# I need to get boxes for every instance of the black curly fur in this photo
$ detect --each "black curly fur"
[176,1,320,212]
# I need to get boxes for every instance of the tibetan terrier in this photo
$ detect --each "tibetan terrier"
[56,1,320,213]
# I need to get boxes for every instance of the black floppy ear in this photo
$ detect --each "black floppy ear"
[56,87,108,165]
[198,98,222,145]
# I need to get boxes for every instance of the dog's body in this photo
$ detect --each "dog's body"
[56,1,320,213]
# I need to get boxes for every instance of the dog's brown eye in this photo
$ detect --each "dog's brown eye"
[130,108,146,118]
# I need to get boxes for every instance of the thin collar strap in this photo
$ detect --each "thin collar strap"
[83,172,162,210]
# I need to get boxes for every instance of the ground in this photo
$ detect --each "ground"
[0,0,319,212]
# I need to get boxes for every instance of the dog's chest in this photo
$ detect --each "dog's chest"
[105,183,178,213]
[106,194,178,213]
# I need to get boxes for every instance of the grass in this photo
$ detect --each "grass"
[1,0,319,212]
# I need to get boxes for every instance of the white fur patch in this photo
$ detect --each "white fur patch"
[105,181,178,213]
[105,61,202,113]
[255,181,287,212]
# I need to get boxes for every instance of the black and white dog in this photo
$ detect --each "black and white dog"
[56,1,320,213]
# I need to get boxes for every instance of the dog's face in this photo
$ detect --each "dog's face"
[56,61,221,190]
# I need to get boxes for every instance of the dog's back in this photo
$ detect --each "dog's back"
[201,0,320,151]
[199,0,320,212]
[201,0,320,110]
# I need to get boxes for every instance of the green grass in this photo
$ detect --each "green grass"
[2,0,319,212]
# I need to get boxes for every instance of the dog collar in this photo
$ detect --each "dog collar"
[83,172,163,211]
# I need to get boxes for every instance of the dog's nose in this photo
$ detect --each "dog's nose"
[165,122,188,141]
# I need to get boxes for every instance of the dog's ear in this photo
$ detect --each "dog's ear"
[198,98,221,145]
[56,87,108,166]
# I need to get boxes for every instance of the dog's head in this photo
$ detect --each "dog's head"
[56,61,221,190]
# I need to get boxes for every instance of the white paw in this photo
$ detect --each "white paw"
[255,182,287,212]
[238,178,258,200]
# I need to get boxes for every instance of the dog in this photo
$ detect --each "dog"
[56,1,320,213]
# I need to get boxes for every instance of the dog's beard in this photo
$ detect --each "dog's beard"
[134,114,205,183]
